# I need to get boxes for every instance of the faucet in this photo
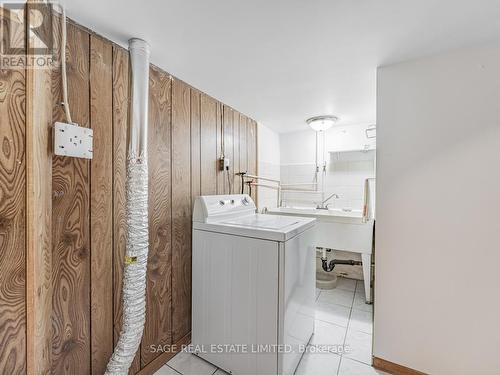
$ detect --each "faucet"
[316,193,339,210]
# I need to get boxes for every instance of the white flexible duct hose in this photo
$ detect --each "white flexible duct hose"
[105,38,150,375]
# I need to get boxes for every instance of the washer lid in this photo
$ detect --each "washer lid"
[193,213,316,242]
[221,215,301,230]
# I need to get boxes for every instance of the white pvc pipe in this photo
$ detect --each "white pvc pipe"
[105,38,150,375]
[60,6,73,124]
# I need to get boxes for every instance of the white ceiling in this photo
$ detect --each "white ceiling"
[65,0,500,133]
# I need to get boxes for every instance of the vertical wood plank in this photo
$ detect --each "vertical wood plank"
[171,79,192,342]
[0,11,26,375]
[222,106,234,194]
[247,119,258,202]
[90,34,113,375]
[232,111,241,194]
[141,67,172,367]
[190,89,201,205]
[51,21,91,375]
[112,46,141,374]
[254,120,259,200]
[216,102,224,194]
[25,3,52,375]
[200,94,217,195]
[239,114,248,196]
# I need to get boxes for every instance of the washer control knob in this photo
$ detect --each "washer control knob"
[219,200,225,206]
[242,197,249,205]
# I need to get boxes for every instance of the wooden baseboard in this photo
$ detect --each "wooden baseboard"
[137,333,192,375]
[373,357,428,375]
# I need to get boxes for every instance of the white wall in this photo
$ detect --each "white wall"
[280,124,376,164]
[375,44,500,374]
[257,123,280,210]
[280,125,376,210]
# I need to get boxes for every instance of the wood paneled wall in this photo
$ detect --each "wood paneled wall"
[0,8,257,375]
[0,9,27,375]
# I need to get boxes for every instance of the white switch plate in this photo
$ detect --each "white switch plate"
[54,122,93,159]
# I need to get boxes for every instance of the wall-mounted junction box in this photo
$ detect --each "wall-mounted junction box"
[54,122,93,159]
[219,156,230,171]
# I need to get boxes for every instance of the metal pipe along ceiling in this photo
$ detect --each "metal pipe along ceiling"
[105,38,150,375]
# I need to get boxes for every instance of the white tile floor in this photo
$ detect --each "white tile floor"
[155,279,388,375]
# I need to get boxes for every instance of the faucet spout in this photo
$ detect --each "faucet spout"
[316,193,339,210]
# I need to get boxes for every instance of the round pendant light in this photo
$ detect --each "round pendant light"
[306,115,339,131]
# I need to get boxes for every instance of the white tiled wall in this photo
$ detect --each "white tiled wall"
[324,151,375,210]
[258,161,281,209]
[279,124,376,210]
[257,123,281,210]
[280,151,375,210]
[280,163,322,207]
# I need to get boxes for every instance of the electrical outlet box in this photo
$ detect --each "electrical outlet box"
[219,156,230,171]
[54,122,93,159]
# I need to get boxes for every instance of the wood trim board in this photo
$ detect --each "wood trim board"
[373,357,429,375]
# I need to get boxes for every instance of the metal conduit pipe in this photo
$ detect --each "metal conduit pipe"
[249,182,282,207]
[105,38,150,375]
[242,173,281,184]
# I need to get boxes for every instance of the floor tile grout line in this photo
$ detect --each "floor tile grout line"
[314,317,349,328]
[317,300,353,309]
[315,286,349,375]
[165,352,218,375]
[336,355,343,375]
[315,289,321,302]
[343,355,376,368]
[340,288,356,362]
[336,295,354,375]
[165,364,183,375]
[346,327,373,336]
[316,282,374,368]
[317,298,355,309]
[335,281,357,293]
[321,287,357,294]
[335,287,357,292]
[353,279,374,334]
[318,287,356,309]
[348,309,374,335]
[314,317,349,330]
[344,280,375,369]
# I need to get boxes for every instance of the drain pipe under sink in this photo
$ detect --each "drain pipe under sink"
[318,247,362,272]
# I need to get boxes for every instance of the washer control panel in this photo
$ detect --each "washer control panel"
[193,194,256,223]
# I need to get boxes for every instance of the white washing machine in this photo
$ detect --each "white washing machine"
[192,194,317,375]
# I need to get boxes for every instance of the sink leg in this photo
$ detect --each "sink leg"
[361,253,372,304]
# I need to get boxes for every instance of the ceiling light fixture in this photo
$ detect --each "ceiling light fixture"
[306,115,339,131]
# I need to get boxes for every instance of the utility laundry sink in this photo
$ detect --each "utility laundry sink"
[267,206,374,303]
